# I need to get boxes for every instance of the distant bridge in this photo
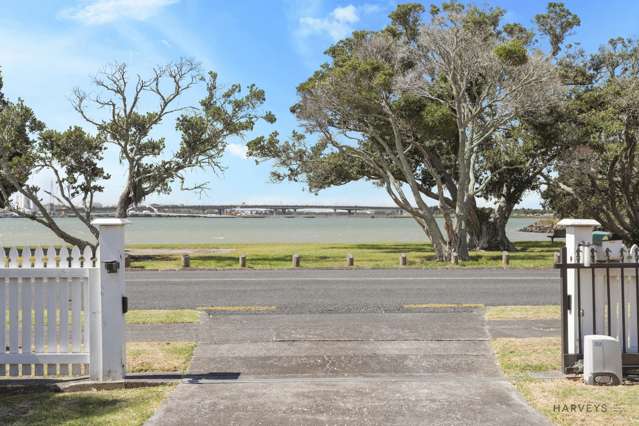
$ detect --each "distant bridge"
[87,204,407,216]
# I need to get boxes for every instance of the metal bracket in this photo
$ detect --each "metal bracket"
[122,296,128,314]
[104,260,120,274]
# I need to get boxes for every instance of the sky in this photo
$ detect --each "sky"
[2,0,639,208]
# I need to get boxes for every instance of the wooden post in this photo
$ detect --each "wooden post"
[181,254,190,268]
[502,251,509,269]
[346,254,354,267]
[239,255,247,268]
[399,253,407,266]
[451,252,459,265]
[292,254,301,268]
[90,218,129,381]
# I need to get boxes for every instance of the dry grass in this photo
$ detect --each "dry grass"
[520,379,639,425]
[492,337,561,378]
[486,305,560,321]
[0,385,174,426]
[403,303,484,309]
[492,336,639,425]
[126,309,201,325]
[127,342,196,373]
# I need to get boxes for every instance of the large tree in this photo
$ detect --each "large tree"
[397,3,561,259]
[250,3,567,259]
[544,38,639,243]
[0,60,275,248]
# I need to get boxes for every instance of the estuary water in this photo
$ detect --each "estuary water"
[0,216,544,246]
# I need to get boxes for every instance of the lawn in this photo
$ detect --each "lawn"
[125,309,201,325]
[0,339,196,425]
[127,240,561,270]
[492,336,639,424]
[0,385,173,426]
[127,342,196,373]
[485,305,560,321]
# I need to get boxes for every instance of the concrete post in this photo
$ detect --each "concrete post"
[239,255,247,268]
[502,251,509,269]
[400,253,407,266]
[90,218,129,381]
[181,254,190,268]
[346,254,354,267]
[557,218,600,355]
[292,254,301,268]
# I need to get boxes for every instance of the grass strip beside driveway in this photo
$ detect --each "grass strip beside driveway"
[126,309,201,325]
[0,385,174,426]
[492,336,639,424]
[486,305,560,321]
[127,342,196,373]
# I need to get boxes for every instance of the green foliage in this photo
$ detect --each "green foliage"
[534,2,581,56]
[494,39,529,66]
[544,38,639,243]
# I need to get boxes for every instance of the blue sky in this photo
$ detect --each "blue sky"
[1,0,638,208]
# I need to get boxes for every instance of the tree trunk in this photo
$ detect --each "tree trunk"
[475,200,516,251]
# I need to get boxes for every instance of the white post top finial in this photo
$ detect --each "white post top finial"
[91,218,131,226]
[556,219,601,227]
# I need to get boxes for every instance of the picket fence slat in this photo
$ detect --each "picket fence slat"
[59,247,69,269]
[22,279,32,376]
[9,277,19,376]
[34,276,45,376]
[59,279,69,376]
[46,246,57,268]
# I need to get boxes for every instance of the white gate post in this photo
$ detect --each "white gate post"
[557,218,600,355]
[90,218,129,381]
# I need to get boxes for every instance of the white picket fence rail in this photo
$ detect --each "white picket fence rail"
[0,246,97,377]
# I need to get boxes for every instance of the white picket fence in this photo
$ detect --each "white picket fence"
[0,246,98,377]
[0,218,129,381]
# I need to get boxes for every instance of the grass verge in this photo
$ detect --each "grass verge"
[492,336,639,424]
[486,305,560,321]
[128,241,560,270]
[0,341,196,425]
[0,385,174,426]
[127,342,196,373]
[126,309,201,325]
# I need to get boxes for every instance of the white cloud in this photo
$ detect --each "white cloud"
[299,5,360,41]
[60,0,179,25]
[226,143,248,160]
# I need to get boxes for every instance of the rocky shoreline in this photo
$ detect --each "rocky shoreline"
[519,219,556,233]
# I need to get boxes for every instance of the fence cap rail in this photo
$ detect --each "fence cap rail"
[557,218,601,227]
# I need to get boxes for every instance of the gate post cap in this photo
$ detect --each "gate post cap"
[91,218,131,226]
[557,219,600,227]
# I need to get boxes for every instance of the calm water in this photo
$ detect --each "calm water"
[0,216,545,246]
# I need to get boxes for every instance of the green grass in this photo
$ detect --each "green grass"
[127,241,560,270]
[0,341,195,425]
[492,337,639,425]
[125,310,201,325]
[486,305,560,321]
[127,342,196,373]
[0,385,174,426]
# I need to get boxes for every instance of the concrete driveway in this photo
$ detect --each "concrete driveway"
[145,308,549,425]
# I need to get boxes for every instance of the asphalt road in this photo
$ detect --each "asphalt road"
[126,268,559,312]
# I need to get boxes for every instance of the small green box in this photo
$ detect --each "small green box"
[592,231,611,246]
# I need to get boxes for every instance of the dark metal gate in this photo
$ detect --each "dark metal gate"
[555,246,639,374]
